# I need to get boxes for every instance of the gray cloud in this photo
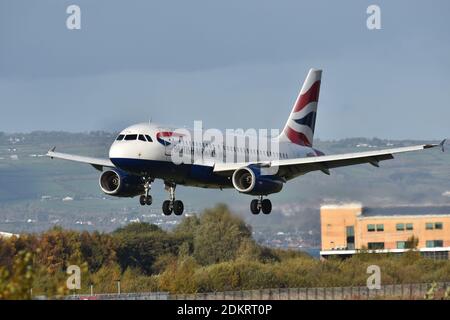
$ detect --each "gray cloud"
[0,0,449,139]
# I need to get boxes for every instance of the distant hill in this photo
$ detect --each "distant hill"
[0,132,449,247]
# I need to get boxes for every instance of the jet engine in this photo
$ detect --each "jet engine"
[99,169,144,197]
[232,166,283,195]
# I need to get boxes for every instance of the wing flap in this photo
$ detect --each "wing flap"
[213,142,444,178]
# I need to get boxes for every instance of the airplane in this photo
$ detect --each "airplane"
[47,68,446,216]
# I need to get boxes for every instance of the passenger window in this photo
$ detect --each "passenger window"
[116,134,125,141]
[145,135,153,142]
[138,134,146,142]
[124,134,137,141]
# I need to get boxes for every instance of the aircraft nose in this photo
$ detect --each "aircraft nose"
[109,142,126,159]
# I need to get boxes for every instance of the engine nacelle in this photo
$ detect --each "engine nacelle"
[99,169,144,197]
[232,166,283,195]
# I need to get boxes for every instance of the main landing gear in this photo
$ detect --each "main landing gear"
[139,177,153,206]
[137,178,184,216]
[162,182,184,216]
[250,196,272,215]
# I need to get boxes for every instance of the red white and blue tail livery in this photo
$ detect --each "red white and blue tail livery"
[46,68,446,216]
[278,68,321,147]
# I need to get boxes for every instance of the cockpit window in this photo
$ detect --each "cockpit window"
[124,134,138,141]
[145,135,153,142]
[116,134,125,141]
[138,134,146,142]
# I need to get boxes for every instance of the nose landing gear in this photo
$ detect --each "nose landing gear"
[139,177,153,206]
[250,196,272,215]
[139,195,152,206]
[162,182,184,216]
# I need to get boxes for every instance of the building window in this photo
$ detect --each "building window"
[426,240,444,248]
[397,241,406,249]
[367,224,383,232]
[346,226,355,250]
[397,223,413,231]
[426,222,443,230]
[346,226,355,237]
[368,242,385,250]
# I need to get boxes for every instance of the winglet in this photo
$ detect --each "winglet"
[439,139,446,152]
[424,140,446,151]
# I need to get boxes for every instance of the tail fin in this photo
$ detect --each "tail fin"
[277,68,322,147]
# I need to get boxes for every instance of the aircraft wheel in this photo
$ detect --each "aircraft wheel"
[145,195,153,206]
[250,199,260,215]
[261,199,272,214]
[162,200,172,215]
[173,200,184,216]
[139,195,146,206]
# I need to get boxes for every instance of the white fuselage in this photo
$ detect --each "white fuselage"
[108,123,323,188]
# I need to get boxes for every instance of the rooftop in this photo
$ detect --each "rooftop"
[362,205,450,217]
[321,203,450,218]
[320,203,362,209]
[0,231,19,238]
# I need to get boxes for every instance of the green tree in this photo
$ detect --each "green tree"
[174,215,200,237]
[193,204,252,265]
[405,235,419,249]
[0,250,34,299]
[80,231,117,273]
[113,223,185,274]
[159,256,199,293]
[91,263,122,294]
[121,267,158,293]
[114,222,162,235]
[235,238,262,262]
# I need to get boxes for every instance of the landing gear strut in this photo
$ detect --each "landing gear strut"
[162,182,184,216]
[139,177,153,206]
[250,196,272,215]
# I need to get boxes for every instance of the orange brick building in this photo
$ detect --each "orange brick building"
[320,203,450,260]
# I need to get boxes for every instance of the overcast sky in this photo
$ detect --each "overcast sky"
[1,0,449,140]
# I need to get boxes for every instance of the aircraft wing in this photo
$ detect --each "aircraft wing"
[213,140,446,180]
[46,147,115,171]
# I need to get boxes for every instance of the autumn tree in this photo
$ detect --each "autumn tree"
[113,222,186,274]
[0,250,34,299]
[193,204,252,265]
